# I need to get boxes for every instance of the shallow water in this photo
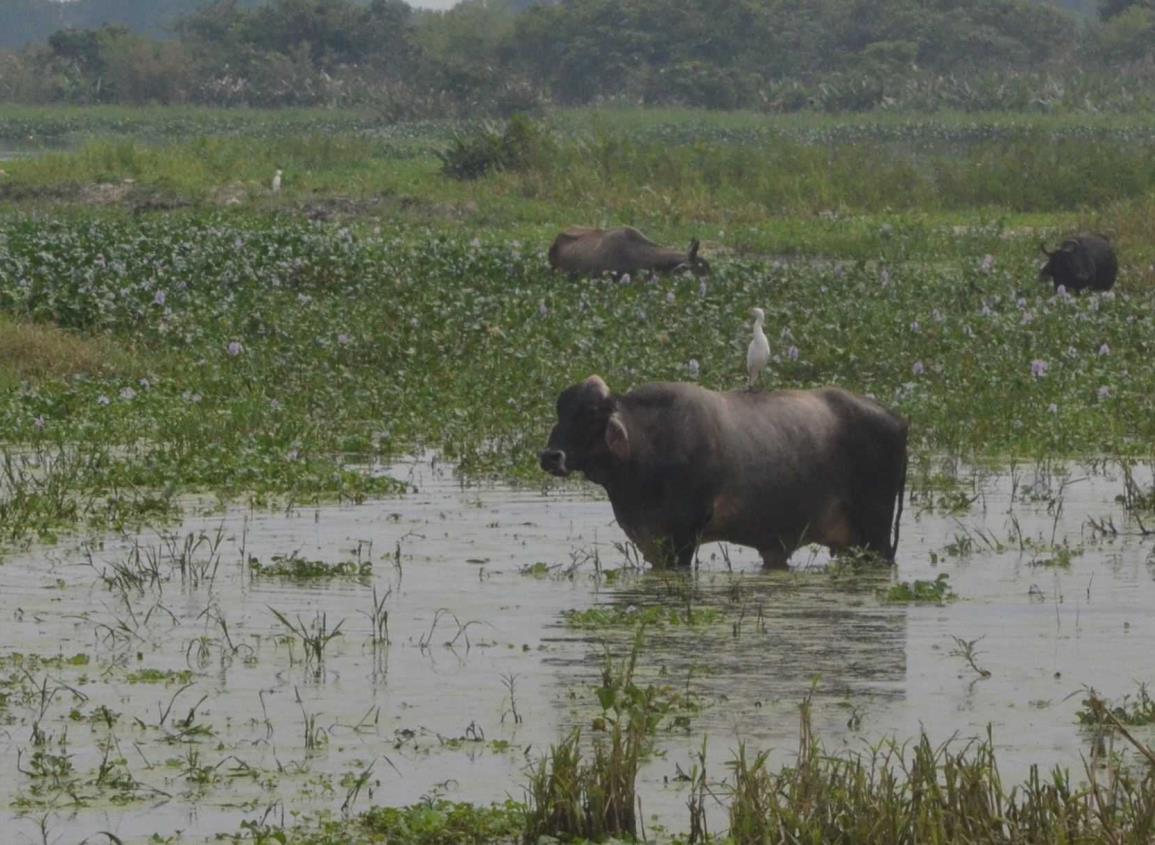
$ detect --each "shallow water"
[3,456,1155,843]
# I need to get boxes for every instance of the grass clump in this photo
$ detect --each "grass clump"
[726,695,1155,845]
[881,573,956,604]
[0,314,134,384]
[1078,685,1155,728]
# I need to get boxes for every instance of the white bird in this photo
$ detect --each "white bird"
[746,307,770,389]
[271,168,283,193]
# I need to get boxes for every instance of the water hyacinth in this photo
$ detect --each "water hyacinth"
[153,290,166,306]
[1031,359,1049,378]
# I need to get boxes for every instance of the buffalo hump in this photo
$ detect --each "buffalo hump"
[540,378,908,569]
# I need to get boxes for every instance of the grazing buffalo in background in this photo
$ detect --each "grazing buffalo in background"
[1039,234,1118,292]
[539,376,908,569]
[548,226,710,278]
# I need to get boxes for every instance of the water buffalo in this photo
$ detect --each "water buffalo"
[539,376,908,569]
[547,226,710,278]
[1039,234,1117,292]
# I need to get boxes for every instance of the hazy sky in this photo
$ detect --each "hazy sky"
[411,0,460,7]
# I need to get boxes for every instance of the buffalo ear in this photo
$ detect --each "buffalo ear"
[689,239,700,262]
[605,413,630,461]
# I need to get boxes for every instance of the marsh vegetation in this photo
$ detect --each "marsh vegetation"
[1,105,1155,842]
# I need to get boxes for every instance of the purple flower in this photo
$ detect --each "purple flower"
[1016,297,1027,310]
[786,345,800,361]
[97,395,111,406]
[1056,285,1067,296]
[337,333,351,346]
[33,415,45,431]
[879,268,891,286]
[1098,343,1110,357]
[1048,403,1058,414]
[1021,311,1034,325]
[910,321,920,333]
[932,308,944,323]
[666,291,676,305]
[912,361,925,376]
[1097,385,1112,401]
[270,398,283,411]
[687,359,700,378]
[1031,359,1049,378]
[698,280,708,298]
[227,341,244,357]
[538,302,549,318]
[153,290,166,306]
[119,387,136,401]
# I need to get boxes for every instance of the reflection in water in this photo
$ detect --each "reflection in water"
[1,456,1154,842]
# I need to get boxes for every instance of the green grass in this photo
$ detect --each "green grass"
[1,107,1155,545]
[0,204,1154,543]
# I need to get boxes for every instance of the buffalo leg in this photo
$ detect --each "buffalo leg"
[759,545,790,569]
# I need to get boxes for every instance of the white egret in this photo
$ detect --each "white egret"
[271,168,283,193]
[746,307,769,389]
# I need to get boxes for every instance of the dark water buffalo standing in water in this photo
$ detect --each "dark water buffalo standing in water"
[548,226,710,277]
[540,376,908,569]
[1039,234,1118,292]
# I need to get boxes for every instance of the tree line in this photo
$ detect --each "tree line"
[1,0,1153,113]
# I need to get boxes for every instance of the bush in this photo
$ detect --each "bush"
[436,115,553,180]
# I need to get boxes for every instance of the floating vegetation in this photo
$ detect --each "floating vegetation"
[249,552,372,579]
[562,604,725,630]
[881,573,956,604]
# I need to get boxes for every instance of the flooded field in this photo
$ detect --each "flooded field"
[3,455,1154,843]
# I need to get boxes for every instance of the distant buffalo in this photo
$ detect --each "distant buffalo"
[548,226,710,278]
[1039,234,1118,293]
[540,376,908,569]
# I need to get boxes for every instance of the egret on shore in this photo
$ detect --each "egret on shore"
[271,168,283,193]
[746,307,769,389]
